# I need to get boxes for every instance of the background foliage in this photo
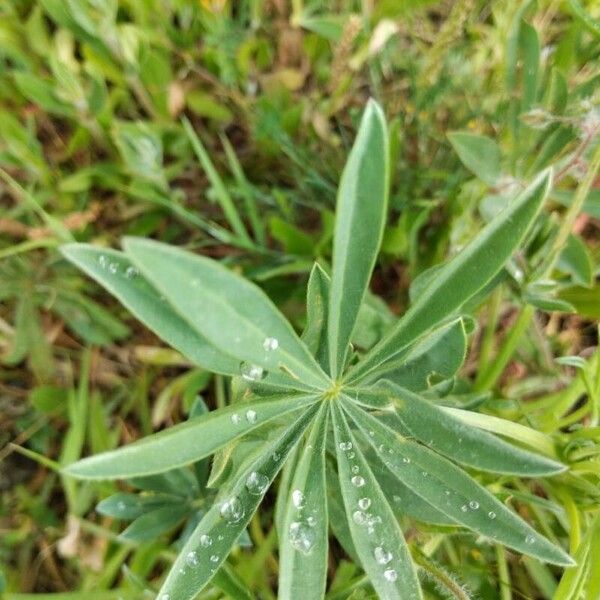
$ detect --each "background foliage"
[0,0,599,599]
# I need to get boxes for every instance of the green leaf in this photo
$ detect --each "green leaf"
[328,99,389,378]
[448,132,502,186]
[370,382,566,476]
[63,394,317,479]
[156,406,319,600]
[96,492,176,520]
[557,234,593,287]
[60,244,240,376]
[123,237,328,388]
[342,399,574,567]
[119,504,189,542]
[331,402,423,599]
[369,318,467,389]
[302,262,330,371]
[347,168,552,383]
[279,406,329,600]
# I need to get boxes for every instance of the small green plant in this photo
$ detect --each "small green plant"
[61,100,574,600]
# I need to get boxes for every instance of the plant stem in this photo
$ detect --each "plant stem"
[496,545,513,600]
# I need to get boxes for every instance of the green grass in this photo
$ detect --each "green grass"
[1,1,599,599]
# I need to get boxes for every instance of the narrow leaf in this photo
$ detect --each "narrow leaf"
[63,394,317,479]
[365,382,566,476]
[348,169,552,383]
[61,244,240,375]
[123,237,328,388]
[331,402,423,599]
[342,399,574,567]
[328,99,389,378]
[448,132,502,186]
[156,406,319,600]
[279,406,329,600]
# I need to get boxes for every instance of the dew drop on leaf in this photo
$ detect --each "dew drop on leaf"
[220,497,245,523]
[289,521,316,555]
[245,471,269,496]
[461,504,468,512]
[292,489,305,509]
[351,476,365,488]
[374,546,393,565]
[307,515,316,527]
[108,262,118,274]
[351,465,360,475]
[245,409,257,423]
[469,500,479,510]
[185,551,199,567]
[210,555,219,562]
[240,362,265,381]
[160,595,170,600]
[526,535,535,545]
[98,255,108,268]
[488,511,496,520]
[358,498,371,510]
[384,568,398,582]
[200,534,212,547]
[339,442,352,451]
[231,413,241,424]
[402,457,411,464]
[353,510,367,525]
[272,452,281,462]
[263,337,279,351]
[125,266,138,279]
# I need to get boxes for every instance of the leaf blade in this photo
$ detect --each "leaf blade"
[348,168,552,383]
[63,394,318,479]
[123,237,328,388]
[331,402,423,599]
[342,399,574,567]
[328,99,389,378]
[278,406,329,600]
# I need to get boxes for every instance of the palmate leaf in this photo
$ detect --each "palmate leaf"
[63,394,318,479]
[123,237,328,389]
[359,382,566,476]
[341,398,574,567]
[156,405,320,600]
[328,99,389,378]
[278,405,329,600]
[60,244,240,376]
[347,168,553,383]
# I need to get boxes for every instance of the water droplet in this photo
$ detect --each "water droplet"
[353,510,367,525]
[351,465,360,474]
[351,476,365,488]
[210,555,219,562]
[185,551,199,567]
[374,546,393,565]
[384,568,398,583]
[200,534,212,547]
[461,504,468,513]
[272,452,281,462]
[307,515,316,527]
[246,409,257,423]
[469,501,479,510]
[117,501,126,511]
[217,534,224,541]
[289,521,315,555]
[125,266,138,279]
[347,451,355,459]
[245,471,269,496]
[220,497,245,523]
[160,595,170,600]
[378,444,386,453]
[526,535,535,545]
[292,489,305,509]
[339,442,352,451]
[263,337,279,351]
[231,413,241,424]
[240,362,265,382]
[402,457,411,464]
[488,511,496,520]
[358,498,371,510]
[369,430,375,437]
[98,255,108,268]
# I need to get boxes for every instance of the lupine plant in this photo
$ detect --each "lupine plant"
[61,100,574,600]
